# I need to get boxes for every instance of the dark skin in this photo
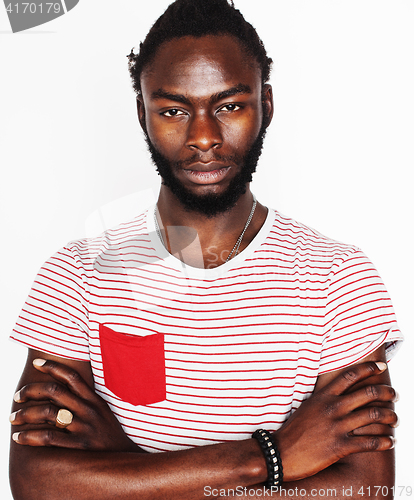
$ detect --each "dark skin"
[138,35,270,268]
[9,35,398,500]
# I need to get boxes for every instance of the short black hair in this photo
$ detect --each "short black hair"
[127,0,272,95]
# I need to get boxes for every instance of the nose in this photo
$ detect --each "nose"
[185,113,223,152]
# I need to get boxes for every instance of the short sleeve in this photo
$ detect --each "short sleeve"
[319,249,402,374]
[10,246,91,361]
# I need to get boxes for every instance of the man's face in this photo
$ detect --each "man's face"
[138,35,273,216]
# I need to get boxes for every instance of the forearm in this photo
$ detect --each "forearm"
[219,449,395,500]
[9,437,267,500]
[10,353,397,500]
[10,442,394,500]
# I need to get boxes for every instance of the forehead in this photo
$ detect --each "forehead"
[141,35,262,99]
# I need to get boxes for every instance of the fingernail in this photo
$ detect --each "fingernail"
[394,391,400,403]
[9,411,17,423]
[12,432,20,443]
[391,416,400,428]
[13,391,21,403]
[375,361,387,372]
[33,358,46,367]
[390,436,397,448]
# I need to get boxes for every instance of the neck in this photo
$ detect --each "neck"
[155,185,268,268]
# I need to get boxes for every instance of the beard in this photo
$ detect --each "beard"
[145,122,267,218]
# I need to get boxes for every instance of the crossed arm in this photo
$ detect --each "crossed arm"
[9,346,398,500]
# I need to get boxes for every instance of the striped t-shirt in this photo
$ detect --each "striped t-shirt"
[11,207,402,452]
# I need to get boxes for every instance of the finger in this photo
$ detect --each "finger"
[341,384,398,412]
[323,361,388,396]
[14,381,88,416]
[352,414,400,436]
[10,404,62,427]
[344,434,395,455]
[344,406,398,433]
[12,428,86,449]
[31,358,97,401]
[10,405,78,432]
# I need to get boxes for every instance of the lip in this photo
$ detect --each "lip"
[183,162,231,185]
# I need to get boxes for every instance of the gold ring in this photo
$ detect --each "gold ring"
[56,409,73,429]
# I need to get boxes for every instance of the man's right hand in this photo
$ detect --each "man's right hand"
[274,360,398,482]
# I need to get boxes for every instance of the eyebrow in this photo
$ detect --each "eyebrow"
[151,89,191,105]
[209,84,252,104]
[150,83,252,106]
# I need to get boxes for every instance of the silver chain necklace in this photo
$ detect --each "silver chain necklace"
[225,195,257,262]
[153,194,257,263]
[154,208,166,247]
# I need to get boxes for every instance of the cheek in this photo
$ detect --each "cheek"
[222,111,262,150]
[146,118,185,159]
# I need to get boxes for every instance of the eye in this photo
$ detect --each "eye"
[219,103,241,112]
[161,108,186,117]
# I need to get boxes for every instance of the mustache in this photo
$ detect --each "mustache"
[143,134,240,169]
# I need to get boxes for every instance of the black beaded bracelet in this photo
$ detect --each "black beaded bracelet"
[252,429,283,488]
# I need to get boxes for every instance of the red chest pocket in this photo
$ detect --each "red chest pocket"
[99,324,166,406]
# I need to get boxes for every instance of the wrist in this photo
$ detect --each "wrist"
[237,438,269,486]
[271,429,298,483]
[252,429,283,488]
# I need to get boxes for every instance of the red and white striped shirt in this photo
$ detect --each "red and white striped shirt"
[11,208,402,452]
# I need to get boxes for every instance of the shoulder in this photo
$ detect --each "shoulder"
[267,209,362,262]
[261,209,387,290]
[65,210,150,262]
[41,210,151,279]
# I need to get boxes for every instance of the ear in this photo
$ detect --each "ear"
[262,84,274,128]
[136,94,147,133]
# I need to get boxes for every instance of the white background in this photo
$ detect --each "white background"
[1,1,413,497]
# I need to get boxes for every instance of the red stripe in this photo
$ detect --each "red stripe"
[18,306,87,338]
[10,333,88,358]
[13,323,87,349]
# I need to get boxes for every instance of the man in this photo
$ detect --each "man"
[9,0,402,498]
